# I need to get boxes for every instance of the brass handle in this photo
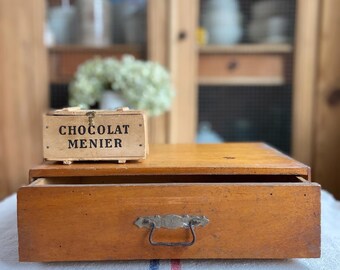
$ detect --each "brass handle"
[134,214,209,247]
[148,220,196,246]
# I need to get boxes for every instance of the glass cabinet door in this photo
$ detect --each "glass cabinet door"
[197,0,296,153]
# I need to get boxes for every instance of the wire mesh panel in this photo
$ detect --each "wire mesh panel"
[50,84,69,109]
[199,85,292,153]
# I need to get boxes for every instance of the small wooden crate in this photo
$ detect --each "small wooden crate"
[17,143,320,262]
[43,107,148,164]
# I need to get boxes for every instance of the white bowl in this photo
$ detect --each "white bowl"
[247,16,289,42]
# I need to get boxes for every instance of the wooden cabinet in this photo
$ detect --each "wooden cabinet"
[2,0,338,200]
[45,0,339,172]
[45,0,340,198]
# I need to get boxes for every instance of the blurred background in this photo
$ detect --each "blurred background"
[0,0,339,199]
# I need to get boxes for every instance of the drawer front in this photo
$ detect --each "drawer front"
[49,49,143,84]
[17,183,320,262]
[198,54,288,85]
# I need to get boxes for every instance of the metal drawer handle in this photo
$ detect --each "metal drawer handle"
[134,215,209,247]
[148,220,196,246]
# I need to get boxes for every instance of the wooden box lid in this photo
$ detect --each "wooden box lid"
[47,107,144,116]
[30,143,310,180]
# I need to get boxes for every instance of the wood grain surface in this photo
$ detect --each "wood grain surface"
[18,181,320,261]
[147,0,169,144]
[313,0,340,199]
[167,0,198,143]
[0,0,47,199]
[30,143,310,181]
[292,0,321,165]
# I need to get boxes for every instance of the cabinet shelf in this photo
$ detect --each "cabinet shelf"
[199,44,293,54]
[198,77,286,86]
[198,44,293,86]
[49,45,146,84]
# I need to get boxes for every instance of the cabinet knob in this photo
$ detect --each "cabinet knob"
[178,31,187,41]
[227,60,238,71]
[327,88,340,107]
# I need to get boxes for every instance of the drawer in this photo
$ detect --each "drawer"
[17,175,320,262]
[49,46,145,84]
[198,54,290,85]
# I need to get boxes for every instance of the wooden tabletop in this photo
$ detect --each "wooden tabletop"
[30,143,310,179]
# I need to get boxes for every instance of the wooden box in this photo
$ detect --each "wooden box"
[17,143,320,262]
[43,107,148,164]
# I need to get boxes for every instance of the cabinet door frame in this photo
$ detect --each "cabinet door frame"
[147,0,198,143]
[292,0,321,165]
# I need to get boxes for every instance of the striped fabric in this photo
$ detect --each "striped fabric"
[149,259,181,270]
